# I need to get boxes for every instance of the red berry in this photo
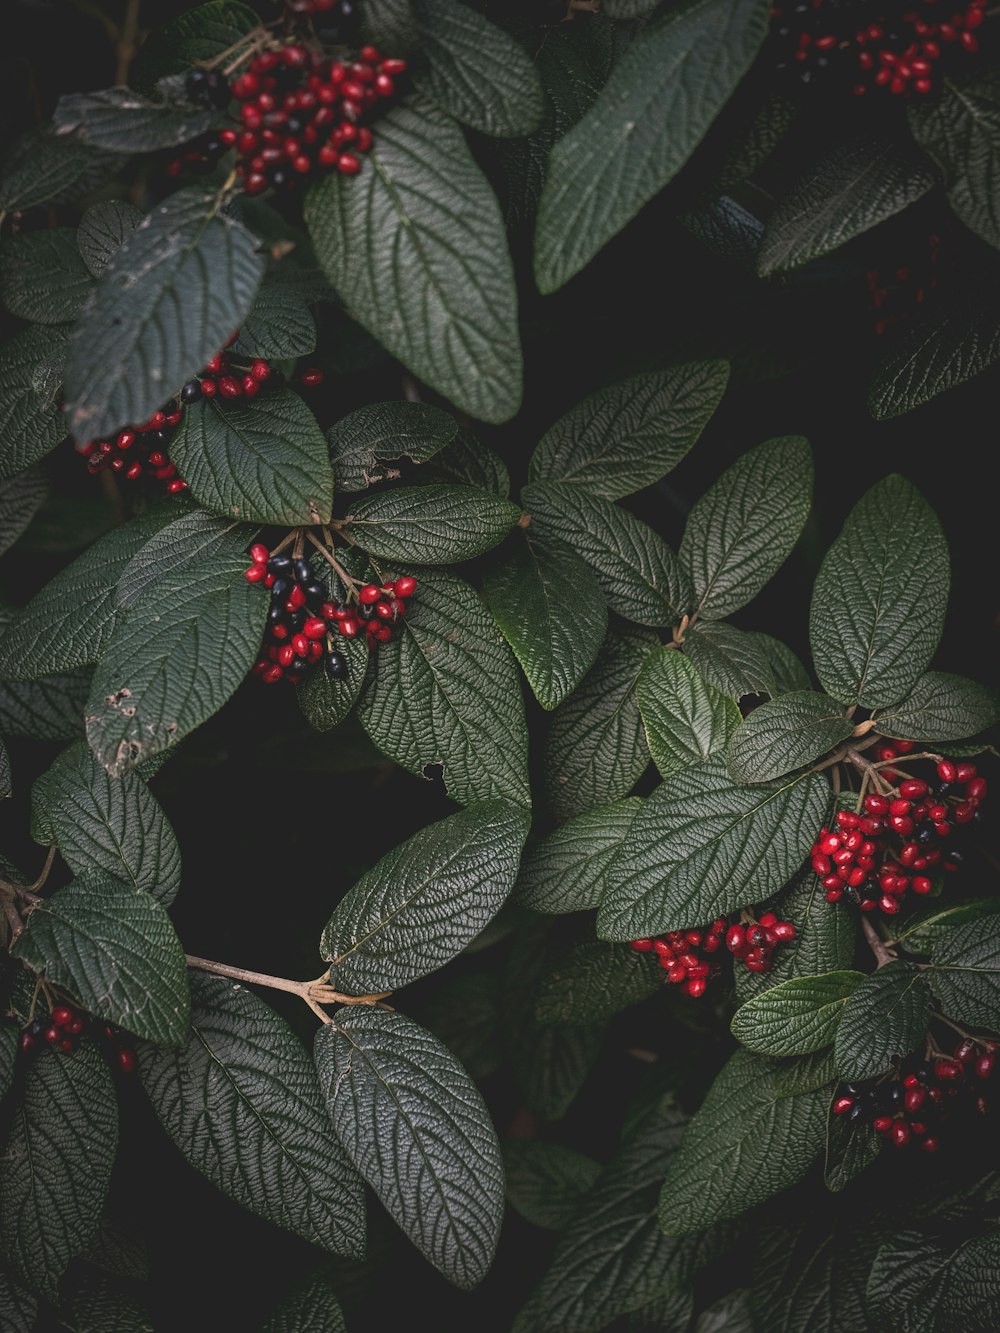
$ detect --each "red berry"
[891,1121,910,1147]
[976,1053,995,1080]
[772,921,795,942]
[899,778,928,799]
[864,793,890,815]
[725,925,746,954]
[833,1096,854,1114]
[630,938,653,952]
[303,617,327,640]
[250,543,269,564]
[359,584,382,604]
[937,760,957,783]
[51,1006,74,1028]
[118,1049,136,1074]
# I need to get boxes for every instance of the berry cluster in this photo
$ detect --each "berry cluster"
[867,232,943,335]
[771,0,988,97]
[18,1002,136,1073]
[244,544,417,685]
[629,911,796,996]
[811,751,988,915]
[834,1038,996,1153]
[176,43,406,194]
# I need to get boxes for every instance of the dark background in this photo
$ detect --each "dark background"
[1,1,998,1328]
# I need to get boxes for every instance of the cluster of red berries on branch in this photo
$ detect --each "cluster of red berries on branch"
[173,42,406,193]
[811,749,987,916]
[74,331,323,491]
[629,910,797,997]
[244,542,417,685]
[770,0,988,97]
[18,1002,136,1073]
[833,1036,997,1152]
[867,232,943,335]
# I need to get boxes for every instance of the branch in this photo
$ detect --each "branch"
[183,955,391,1010]
[861,917,896,968]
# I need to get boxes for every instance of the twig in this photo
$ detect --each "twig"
[114,0,141,85]
[861,917,896,968]
[183,955,391,1009]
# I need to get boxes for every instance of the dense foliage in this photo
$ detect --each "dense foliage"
[1,0,999,1329]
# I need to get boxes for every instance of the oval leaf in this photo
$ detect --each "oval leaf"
[534,940,661,1026]
[730,971,865,1057]
[0,326,69,482]
[637,648,741,779]
[874,670,1000,742]
[515,797,644,914]
[77,200,143,277]
[328,400,458,492]
[834,962,932,1081]
[726,691,853,783]
[342,484,520,564]
[928,917,1000,1029]
[0,229,93,325]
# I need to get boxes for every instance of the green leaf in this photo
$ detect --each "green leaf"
[85,554,266,775]
[361,0,419,51]
[602,0,662,14]
[424,426,509,497]
[357,569,530,806]
[0,506,176,679]
[0,666,90,741]
[598,755,829,938]
[769,1047,838,1096]
[528,362,729,502]
[64,187,265,443]
[679,436,813,620]
[0,1024,17,1101]
[0,1042,118,1301]
[516,1098,697,1332]
[515,797,643,915]
[658,1050,827,1235]
[695,1291,753,1333]
[534,940,661,1025]
[682,621,778,700]
[809,474,949,708]
[315,1008,503,1288]
[483,530,607,711]
[726,692,852,784]
[503,1140,602,1231]
[874,671,1000,742]
[414,0,544,137]
[894,899,1000,953]
[523,482,689,627]
[730,971,865,1057]
[298,636,368,732]
[342,484,520,564]
[833,962,931,1081]
[140,972,365,1255]
[638,648,741,779]
[77,200,144,277]
[54,85,219,153]
[418,971,502,1081]
[69,1269,155,1333]
[751,1218,877,1333]
[0,1265,37,1333]
[515,1022,605,1122]
[928,917,1000,1028]
[169,390,333,525]
[327,401,457,493]
[0,325,68,482]
[824,1108,881,1193]
[0,469,46,558]
[868,290,1000,419]
[114,510,244,611]
[321,800,530,994]
[757,633,813,695]
[0,126,118,213]
[305,97,522,425]
[544,625,656,821]
[0,228,93,324]
[31,741,181,905]
[868,1229,1000,1332]
[133,1,261,93]
[909,72,1000,252]
[534,0,769,291]
[231,280,317,360]
[757,136,937,275]
[13,872,190,1046]
[261,1271,347,1333]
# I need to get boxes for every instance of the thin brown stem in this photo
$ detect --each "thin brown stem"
[861,917,896,968]
[114,0,141,85]
[306,531,359,593]
[932,1011,977,1042]
[183,955,391,1008]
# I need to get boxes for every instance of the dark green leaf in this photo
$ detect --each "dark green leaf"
[769,1047,838,1096]
[133,1,261,93]
[69,1269,154,1333]
[682,621,778,700]
[534,0,769,291]
[503,1140,601,1230]
[0,1042,118,1301]
[514,1021,605,1122]
[928,917,1000,1028]
[524,481,689,627]
[638,648,741,779]
[598,755,829,938]
[909,72,1000,251]
[31,741,181,906]
[544,625,656,820]
[874,671,1000,742]
[534,940,661,1025]
[114,510,244,611]
[327,401,457,493]
[809,475,949,708]
[140,972,365,1256]
[231,280,317,360]
[824,1108,881,1193]
[77,200,144,277]
[54,86,218,153]
[894,899,1000,954]
[315,1008,502,1288]
[0,229,93,324]
[868,1228,1000,1332]
[414,0,544,137]
[305,97,521,424]
[734,871,856,1004]
[0,666,90,741]
[658,1050,827,1234]
[602,0,662,14]
[261,1270,347,1333]
[357,569,530,806]
[757,633,813,695]
[833,961,931,1081]
[361,0,419,51]
[483,530,607,711]
[0,470,46,558]
[13,872,190,1046]
[421,426,509,496]
[0,325,68,482]
[679,436,813,620]
[515,797,643,914]
[321,800,529,993]
[726,691,852,783]
[0,1024,16,1102]
[0,1264,37,1333]
[343,483,520,564]
[730,971,865,1057]
[64,187,265,443]
[757,136,937,275]
[169,390,333,525]
[0,126,118,213]
[695,1290,753,1333]
[528,362,729,501]
[298,636,368,732]
[417,971,502,1081]
[751,1217,876,1333]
